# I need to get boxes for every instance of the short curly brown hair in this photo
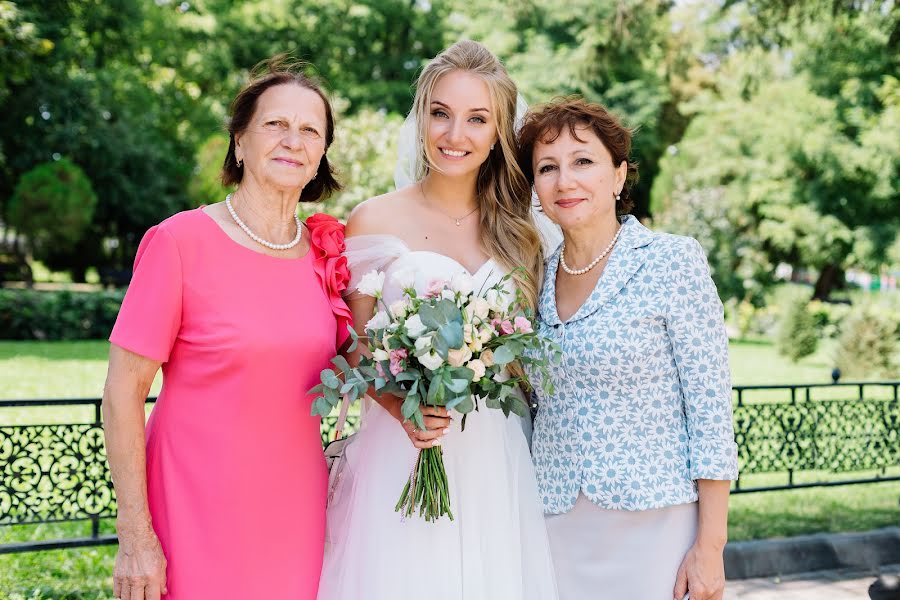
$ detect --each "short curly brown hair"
[517,96,637,215]
[221,54,341,203]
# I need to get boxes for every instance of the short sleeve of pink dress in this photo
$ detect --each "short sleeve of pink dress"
[109,208,351,600]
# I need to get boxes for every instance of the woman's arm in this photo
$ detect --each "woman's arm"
[344,292,449,448]
[665,237,737,600]
[102,344,168,600]
[673,479,729,600]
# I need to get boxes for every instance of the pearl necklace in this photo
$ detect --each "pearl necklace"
[225,193,302,251]
[559,225,624,276]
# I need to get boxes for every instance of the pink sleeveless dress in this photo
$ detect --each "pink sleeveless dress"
[110,208,351,599]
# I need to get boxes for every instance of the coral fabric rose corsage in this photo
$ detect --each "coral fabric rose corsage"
[306,214,353,348]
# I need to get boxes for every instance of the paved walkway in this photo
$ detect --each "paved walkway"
[726,564,900,599]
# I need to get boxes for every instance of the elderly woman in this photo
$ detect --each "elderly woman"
[102,56,351,600]
[518,97,739,600]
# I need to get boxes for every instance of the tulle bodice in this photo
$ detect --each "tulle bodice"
[344,234,512,306]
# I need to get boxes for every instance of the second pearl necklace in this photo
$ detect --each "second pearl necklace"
[559,224,623,276]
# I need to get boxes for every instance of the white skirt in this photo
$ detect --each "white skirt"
[318,401,558,600]
[545,494,698,600]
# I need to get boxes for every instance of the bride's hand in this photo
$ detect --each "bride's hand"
[399,406,451,449]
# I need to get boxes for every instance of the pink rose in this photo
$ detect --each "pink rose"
[514,316,533,334]
[425,279,449,299]
[389,348,408,376]
[306,213,346,258]
[307,213,352,348]
[500,319,515,335]
[324,255,350,296]
[375,362,386,378]
[490,317,502,332]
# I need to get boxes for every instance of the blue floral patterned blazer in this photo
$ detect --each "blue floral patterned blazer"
[529,215,739,514]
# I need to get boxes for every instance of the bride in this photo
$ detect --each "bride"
[317,40,559,599]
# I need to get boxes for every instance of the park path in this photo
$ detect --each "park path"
[725,564,900,598]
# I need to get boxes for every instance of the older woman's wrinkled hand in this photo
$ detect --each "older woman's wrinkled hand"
[113,520,168,600]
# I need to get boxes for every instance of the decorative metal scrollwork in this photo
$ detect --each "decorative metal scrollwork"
[0,418,363,526]
[733,399,899,474]
[0,424,115,525]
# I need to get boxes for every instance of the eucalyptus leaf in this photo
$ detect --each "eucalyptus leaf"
[492,345,515,365]
[321,369,341,389]
[454,395,475,413]
[426,376,445,404]
[401,393,420,419]
[419,304,446,328]
[436,298,463,323]
[437,321,464,350]
[446,378,468,394]
[433,333,450,359]
[331,355,352,373]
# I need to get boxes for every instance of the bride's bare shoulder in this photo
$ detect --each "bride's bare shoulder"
[345,185,421,238]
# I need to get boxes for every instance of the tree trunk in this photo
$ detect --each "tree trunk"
[812,264,843,300]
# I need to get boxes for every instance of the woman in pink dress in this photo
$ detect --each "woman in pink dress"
[102,56,351,600]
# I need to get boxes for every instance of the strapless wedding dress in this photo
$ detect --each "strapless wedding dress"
[317,234,558,600]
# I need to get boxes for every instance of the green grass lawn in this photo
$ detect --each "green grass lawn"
[0,339,897,594]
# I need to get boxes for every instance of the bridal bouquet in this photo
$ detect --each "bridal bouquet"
[309,268,559,522]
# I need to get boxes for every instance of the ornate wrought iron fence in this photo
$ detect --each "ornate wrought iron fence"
[732,382,899,492]
[1,382,897,552]
[0,398,359,553]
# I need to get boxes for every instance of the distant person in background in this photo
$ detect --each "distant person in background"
[102,55,351,600]
[518,97,738,600]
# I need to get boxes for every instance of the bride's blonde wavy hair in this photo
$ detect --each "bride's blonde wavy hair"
[412,40,544,310]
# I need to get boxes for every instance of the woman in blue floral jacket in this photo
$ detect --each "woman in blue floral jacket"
[518,98,738,600]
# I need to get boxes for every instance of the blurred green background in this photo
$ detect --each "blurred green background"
[0,0,898,597]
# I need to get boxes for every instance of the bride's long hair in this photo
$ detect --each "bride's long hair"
[412,40,543,310]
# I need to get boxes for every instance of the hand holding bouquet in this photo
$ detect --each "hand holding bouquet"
[310,268,559,522]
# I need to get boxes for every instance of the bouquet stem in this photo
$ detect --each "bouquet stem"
[394,447,454,522]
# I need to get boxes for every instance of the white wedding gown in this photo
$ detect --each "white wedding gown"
[317,234,558,600]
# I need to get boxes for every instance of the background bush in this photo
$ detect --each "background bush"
[834,305,899,378]
[0,289,123,340]
[777,298,819,362]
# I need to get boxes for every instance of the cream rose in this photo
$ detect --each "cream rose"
[447,346,473,368]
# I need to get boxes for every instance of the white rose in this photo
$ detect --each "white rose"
[373,348,390,361]
[466,359,486,380]
[419,351,444,371]
[357,270,385,297]
[365,310,390,331]
[463,297,491,322]
[468,336,483,353]
[478,325,494,344]
[389,299,409,318]
[405,314,428,338]
[391,268,416,291]
[463,323,475,344]
[480,349,495,367]
[414,334,434,354]
[450,272,474,296]
[485,288,507,313]
[447,345,473,368]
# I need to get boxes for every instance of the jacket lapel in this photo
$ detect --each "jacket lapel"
[561,215,656,324]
